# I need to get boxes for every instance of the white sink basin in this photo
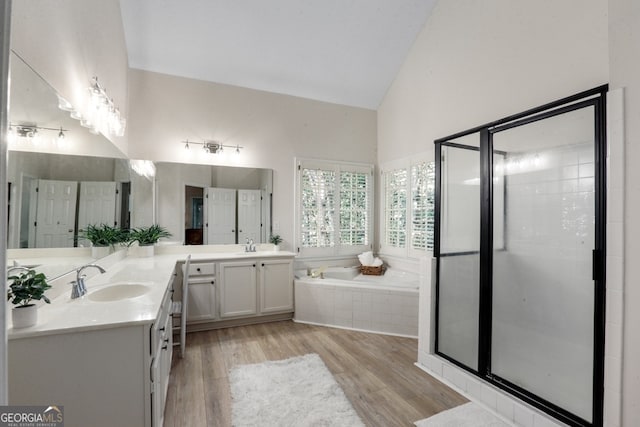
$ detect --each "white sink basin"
[88,284,151,302]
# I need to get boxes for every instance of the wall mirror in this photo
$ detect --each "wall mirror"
[6,52,274,279]
[155,162,273,246]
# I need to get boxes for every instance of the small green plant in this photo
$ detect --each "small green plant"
[7,269,52,307]
[128,224,172,246]
[81,223,127,247]
[269,234,283,245]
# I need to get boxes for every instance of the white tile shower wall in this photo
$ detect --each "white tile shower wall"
[491,142,596,420]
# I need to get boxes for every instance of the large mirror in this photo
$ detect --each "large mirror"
[155,162,272,246]
[7,52,273,279]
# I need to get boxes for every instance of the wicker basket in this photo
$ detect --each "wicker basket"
[360,264,385,276]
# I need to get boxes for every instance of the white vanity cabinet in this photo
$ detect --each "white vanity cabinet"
[151,284,174,426]
[8,281,175,427]
[218,257,293,319]
[184,261,217,321]
[259,258,294,313]
[219,260,258,318]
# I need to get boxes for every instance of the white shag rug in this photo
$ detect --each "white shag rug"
[230,353,365,427]
[414,402,511,427]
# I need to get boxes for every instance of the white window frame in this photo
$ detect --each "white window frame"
[295,158,374,258]
[379,153,434,259]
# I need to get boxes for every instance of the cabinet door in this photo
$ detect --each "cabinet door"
[219,261,257,318]
[259,259,294,314]
[186,278,216,321]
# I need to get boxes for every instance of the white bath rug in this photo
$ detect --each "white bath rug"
[414,402,511,427]
[229,353,365,427]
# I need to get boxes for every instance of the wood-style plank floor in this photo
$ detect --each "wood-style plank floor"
[163,321,466,427]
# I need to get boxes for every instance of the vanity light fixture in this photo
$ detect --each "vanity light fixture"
[83,76,127,138]
[180,140,244,154]
[10,123,68,139]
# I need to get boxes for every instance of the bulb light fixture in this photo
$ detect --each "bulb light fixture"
[87,76,126,137]
[10,123,69,140]
[58,77,126,138]
[180,140,243,154]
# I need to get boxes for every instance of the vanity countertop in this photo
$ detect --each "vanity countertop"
[7,250,296,340]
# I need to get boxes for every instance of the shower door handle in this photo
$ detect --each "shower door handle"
[592,249,603,281]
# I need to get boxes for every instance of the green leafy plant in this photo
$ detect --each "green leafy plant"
[128,224,172,246]
[7,269,52,307]
[81,223,127,247]
[269,234,283,245]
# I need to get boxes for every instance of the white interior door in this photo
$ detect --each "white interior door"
[77,181,117,246]
[204,188,236,244]
[35,179,78,248]
[238,189,261,243]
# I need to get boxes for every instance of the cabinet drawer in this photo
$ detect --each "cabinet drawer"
[184,262,215,277]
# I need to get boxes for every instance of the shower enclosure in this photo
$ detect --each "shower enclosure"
[434,86,607,427]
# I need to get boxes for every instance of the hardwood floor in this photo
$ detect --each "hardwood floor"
[163,321,467,427]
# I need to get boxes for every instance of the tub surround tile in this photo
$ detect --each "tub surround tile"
[295,272,419,337]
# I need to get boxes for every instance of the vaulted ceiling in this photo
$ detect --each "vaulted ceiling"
[119,0,437,109]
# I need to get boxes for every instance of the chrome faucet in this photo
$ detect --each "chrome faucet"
[245,238,256,252]
[71,263,106,299]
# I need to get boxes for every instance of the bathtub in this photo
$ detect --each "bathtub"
[294,267,419,337]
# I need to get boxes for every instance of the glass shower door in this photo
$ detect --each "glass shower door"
[436,136,481,370]
[491,106,596,422]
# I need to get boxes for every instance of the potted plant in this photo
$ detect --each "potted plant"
[269,234,283,251]
[7,269,52,328]
[81,223,126,258]
[127,224,172,257]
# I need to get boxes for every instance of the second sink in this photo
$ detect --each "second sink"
[88,283,151,302]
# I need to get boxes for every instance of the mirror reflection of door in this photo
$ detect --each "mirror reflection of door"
[185,185,204,245]
[77,181,118,247]
[204,188,236,244]
[238,189,261,244]
[33,179,78,248]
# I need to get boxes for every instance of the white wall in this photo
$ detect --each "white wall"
[609,0,640,424]
[10,0,129,155]
[127,69,377,251]
[378,0,609,163]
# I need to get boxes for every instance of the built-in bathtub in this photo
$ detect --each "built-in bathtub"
[294,266,419,337]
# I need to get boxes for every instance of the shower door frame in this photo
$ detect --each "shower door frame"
[433,85,608,427]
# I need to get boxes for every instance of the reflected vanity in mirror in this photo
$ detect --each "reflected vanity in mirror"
[155,162,272,246]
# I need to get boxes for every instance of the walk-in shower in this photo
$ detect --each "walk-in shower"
[434,86,607,427]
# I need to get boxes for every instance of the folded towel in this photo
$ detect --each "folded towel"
[358,251,383,267]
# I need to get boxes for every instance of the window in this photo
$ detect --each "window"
[297,159,373,257]
[384,168,407,248]
[411,161,435,251]
[380,157,435,257]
